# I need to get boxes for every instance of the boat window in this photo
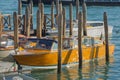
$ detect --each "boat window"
[0,38,10,47]
[66,23,76,28]
[6,39,14,46]
[52,42,58,50]
[82,37,103,46]
[36,39,54,50]
[0,41,7,47]
[24,41,36,48]
[83,38,91,46]
[87,23,103,27]
[63,39,73,49]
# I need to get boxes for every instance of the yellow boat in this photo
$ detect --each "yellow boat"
[12,37,115,68]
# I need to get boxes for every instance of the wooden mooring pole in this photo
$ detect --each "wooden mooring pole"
[57,3,63,74]
[36,10,42,38]
[76,0,79,20]
[41,3,44,29]
[78,12,83,68]
[13,12,19,49]
[82,2,87,36]
[62,7,66,38]
[0,13,2,36]
[18,0,22,15]
[55,0,59,25]
[51,1,54,29]
[56,0,59,15]
[69,3,73,37]
[103,12,109,62]
[13,12,22,72]
[26,6,30,37]
[43,15,47,36]
[23,15,26,35]
[8,15,11,29]
[30,0,33,30]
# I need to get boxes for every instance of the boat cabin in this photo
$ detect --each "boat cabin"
[24,37,103,51]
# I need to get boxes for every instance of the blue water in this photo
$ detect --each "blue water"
[0,0,120,80]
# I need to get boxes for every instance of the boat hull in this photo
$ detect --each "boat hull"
[0,50,15,61]
[13,44,115,66]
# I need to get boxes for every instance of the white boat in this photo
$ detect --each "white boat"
[0,36,14,61]
[46,20,113,37]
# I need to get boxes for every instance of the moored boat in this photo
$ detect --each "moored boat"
[46,20,113,37]
[0,34,27,61]
[0,36,14,61]
[12,37,115,69]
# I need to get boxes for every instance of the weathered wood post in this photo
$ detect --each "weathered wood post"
[1,15,4,30]
[23,15,26,35]
[18,0,22,15]
[30,0,33,14]
[76,0,79,20]
[0,13,2,36]
[99,33,103,40]
[56,0,59,15]
[41,3,44,29]
[69,3,73,37]
[78,12,83,68]
[57,3,63,74]
[30,0,33,31]
[43,15,47,37]
[55,0,59,25]
[18,0,22,32]
[63,7,66,38]
[37,10,42,38]
[13,12,19,50]
[90,37,95,59]
[13,12,23,72]
[26,6,30,37]
[51,1,55,29]
[82,2,87,36]
[104,12,109,62]
[8,15,11,29]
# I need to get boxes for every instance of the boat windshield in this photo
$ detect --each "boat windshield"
[36,39,56,50]
[87,22,103,27]
[25,39,57,50]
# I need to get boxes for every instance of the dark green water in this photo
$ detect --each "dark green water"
[0,0,120,80]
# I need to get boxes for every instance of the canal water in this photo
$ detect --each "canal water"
[0,0,120,80]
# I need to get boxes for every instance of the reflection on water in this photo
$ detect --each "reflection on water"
[29,57,114,80]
